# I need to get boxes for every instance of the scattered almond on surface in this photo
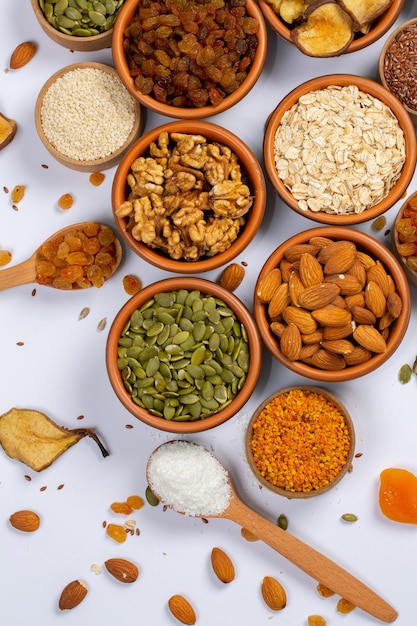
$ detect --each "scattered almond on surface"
[9,41,37,70]
[261,575,287,611]
[0,113,17,150]
[168,594,197,625]
[218,262,245,292]
[104,558,139,583]
[9,509,40,532]
[58,579,88,611]
[210,547,235,583]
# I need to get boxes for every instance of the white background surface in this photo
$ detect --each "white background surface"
[1,2,417,625]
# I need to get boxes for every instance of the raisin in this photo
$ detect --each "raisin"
[106,523,127,543]
[110,501,133,515]
[123,274,142,295]
[97,228,115,246]
[82,237,101,256]
[0,250,12,267]
[61,265,84,283]
[11,185,25,203]
[126,495,144,509]
[89,172,105,187]
[57,193,74,210]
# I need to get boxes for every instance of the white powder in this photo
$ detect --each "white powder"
[40,67,136,161]
[147,441,232,517]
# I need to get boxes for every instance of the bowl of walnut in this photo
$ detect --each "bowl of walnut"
[112,0,267,119]
[258,0,404,57]
[263,73,417,225]
[111,120,266,273]
[253,226,411,382]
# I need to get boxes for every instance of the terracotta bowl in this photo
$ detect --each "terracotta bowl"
[111,119,266,273]
[112,0,267,119]
[264,73,417,225]
[245,386,355,498]
[30,0,121,51]
[378,18,417,129]
[259,0,405,56]
[106,277,262,433]
[392,191,417,288]
[35,62,142,172]
[253,226,411,382]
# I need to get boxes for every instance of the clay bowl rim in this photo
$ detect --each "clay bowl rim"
[111,119,267,273]
[258,0,405,55]
[392,191,417,288]
[111,0,268,120]
[253,226,411,383]
[34,62,142,172]
[263,73,417,226]
[245,385,356,498]
[106,276,262,433]
[379,17,417,119]
[30,0,114,52]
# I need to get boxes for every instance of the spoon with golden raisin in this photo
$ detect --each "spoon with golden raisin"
[0,222,122,290]
[147,441,397,624]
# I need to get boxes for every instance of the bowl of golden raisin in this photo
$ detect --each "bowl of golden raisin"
[112,0,267,119]
[253,226,411,382]
[258,0,404,57]
[111,119,266,273]
[245,386,355,498]
[393,191,417,288]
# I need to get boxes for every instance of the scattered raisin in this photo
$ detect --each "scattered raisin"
[337,598,355,614]
[106,523,127,543]
[11,185,25,203]
[0,250,12,267]
[89,172,105,186]
[123,274,142,295]
[57,193,74,210]
[127,495,144,510]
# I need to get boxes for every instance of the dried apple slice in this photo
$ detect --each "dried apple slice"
[0,112,17,150]
[338,0,393,30]
[279,0,312,24]
[0,407,109,471]
[291,1,354,57]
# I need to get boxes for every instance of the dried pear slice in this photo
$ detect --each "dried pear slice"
[0,408,109,471]
[0,112,17,150]
[338,0,393,30]
[291,1,354,57]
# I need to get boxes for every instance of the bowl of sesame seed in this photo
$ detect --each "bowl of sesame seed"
[34,62,143,172]
[245,386,355,498]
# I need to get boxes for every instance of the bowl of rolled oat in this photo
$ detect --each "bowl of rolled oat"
[253,226,411,382]
[112,0,267,119]
[35,62,143,172]
[245,386,355,498]
[379,18,417,129]
[263,74,417,225]
[111,119,266,273]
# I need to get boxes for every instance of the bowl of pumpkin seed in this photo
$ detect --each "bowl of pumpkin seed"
[106,277,262,433]
[31,0,126,52]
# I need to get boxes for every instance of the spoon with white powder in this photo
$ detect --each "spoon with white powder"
[147,440,397,624]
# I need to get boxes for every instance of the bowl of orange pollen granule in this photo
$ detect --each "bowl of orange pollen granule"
[245,386,355,498]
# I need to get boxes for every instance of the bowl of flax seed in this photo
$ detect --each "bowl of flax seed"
[245,386,355,498]
[379,18,417,128]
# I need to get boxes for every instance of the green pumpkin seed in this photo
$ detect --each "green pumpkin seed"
[277,514,288,530]
[341,513,358,523]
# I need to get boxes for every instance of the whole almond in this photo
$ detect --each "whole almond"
[365,281,387,318]
[10,42,37,70]
[104,558,139,583]
[310,348,347,370]
[9,509,40,532]
[168,595,196,625]
[284,243,319,263]
[211,547,235,583]
[318,240,356,273]
[280,322,302,361]
[256,268,282,302]
[344,345,373,366]
[288,269,305,306]
[281,305,317,334]
[350,305,377,325]
[299,252,324,287]
[367,261,393,297]
[353,324,387,353]
[218,263,245,292]
[324,274,363,296]
[386,292,402,319]
[323,321,355,340]
[311,304,352,327]
[298,283,340,310]
[346,258,367,288]
[268,282,291,318]
[58,580,88,610]
[321,339,354,355]
[261,576,287,611]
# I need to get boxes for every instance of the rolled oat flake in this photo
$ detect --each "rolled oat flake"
[147,441,232,517]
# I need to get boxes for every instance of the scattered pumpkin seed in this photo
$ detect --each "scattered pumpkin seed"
[398,363,412,385]
[341,513,358,523]
[277,513,288,530]
[145,485,159,506]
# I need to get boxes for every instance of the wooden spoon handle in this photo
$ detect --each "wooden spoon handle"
[0,255,37,290]
[225,497,397,623]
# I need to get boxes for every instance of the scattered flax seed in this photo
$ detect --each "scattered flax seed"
[125,424,134,429]
[11,185,25,203]
[41,164,49,169]
[76,415,84,420]
[354,452,363,458]
[57,193,74,210]
[79,307,90,320]
[136,528,140,536]
[102,520,107,528]
[31,288,37,296]
[97,317,107,331]
[201,517,209,524]
[89,172,105,186]
[39,485,47,491]
[3,186,9,193]
[384,229,391,236]
[24,475,32,481]
[57,484,64,490]
[16,341,24,346]
[11,205,18,211]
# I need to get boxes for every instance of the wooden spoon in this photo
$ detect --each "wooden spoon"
[147,441,397,624]
[0,222,122,290]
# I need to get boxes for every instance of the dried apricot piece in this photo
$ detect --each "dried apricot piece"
[110,501,133,515]
[379,468,417,524]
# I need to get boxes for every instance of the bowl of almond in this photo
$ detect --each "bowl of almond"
[253,227,411,382]
[263,73,417,225]
[259,0,405,57]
